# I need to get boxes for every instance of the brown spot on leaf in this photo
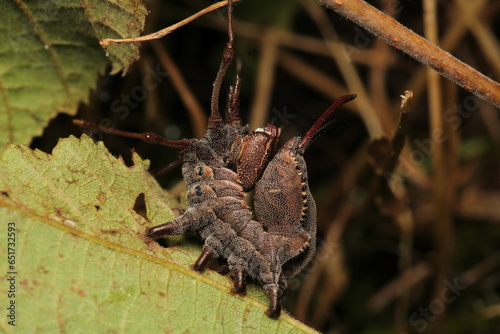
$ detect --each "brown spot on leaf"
[101,229,120,235]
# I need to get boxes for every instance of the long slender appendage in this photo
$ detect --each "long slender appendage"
[298,94,357,153]
[73,119,193,149]
[209,0,235,129]
[150,159,182,177]
[225,59,242,125]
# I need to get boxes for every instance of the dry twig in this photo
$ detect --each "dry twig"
[100,0,241,48]
[319,0,500,108]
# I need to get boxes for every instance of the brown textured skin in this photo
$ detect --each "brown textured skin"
[236,125,280,191]
[254,138,317,300]
[147,147,277,291]
[146,125,316,317]
[146,131,289,316]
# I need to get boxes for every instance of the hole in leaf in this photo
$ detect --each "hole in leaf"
[133,193,147,219]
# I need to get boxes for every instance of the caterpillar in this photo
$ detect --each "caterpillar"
[74,0,356,318]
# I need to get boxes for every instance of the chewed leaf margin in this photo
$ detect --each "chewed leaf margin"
[0,0,147,151]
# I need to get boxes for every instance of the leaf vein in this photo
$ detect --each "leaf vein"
[12,0,73,101]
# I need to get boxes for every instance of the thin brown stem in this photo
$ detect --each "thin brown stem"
[73,120,193,149]
[423,1,454,331]
[100,0,241,48]
[302,0,385,138]
[210,0,236,127]
[249,29,280,130]
[398,0,488,112]
[294,204,351,321]
[384,90,412,175]
[150,41,207,139]
[455,0,500,77]
[319,0,500,108]
[278,51,350,107]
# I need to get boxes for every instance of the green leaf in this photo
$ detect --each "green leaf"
[0,136,318,333]
[84,0,148,74]
[0,1,147,150]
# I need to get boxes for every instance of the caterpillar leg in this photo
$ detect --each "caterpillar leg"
[263,284,282,318]
[231,267,247,295]
[193,247,216,272]
[146,209,213,240]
